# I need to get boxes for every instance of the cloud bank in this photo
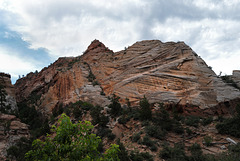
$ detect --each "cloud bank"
[0,0,240,82]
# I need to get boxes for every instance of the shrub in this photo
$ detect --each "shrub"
[141,135,157,151]
[201,117,213,126]
[204,136,213,147]
[52,103,64,117]
[90,106,109,127]
[108,94,122,117]
[130,151,153,161]
[127,109,141,120]
[185,116,200,127]
[185,127,193,135]
[132,133,141,142]
[188,143,205,161]
[172,121,184,134]
[216,117,240,137]
[87,70,96,82]
[100,91,105,96]
[81,102,94,111]
[107,133,116,141]
[118,116,129,125]
[93,80,100,86]
[96,127,115,141]
[150,144,158,152]
[73,106,82,119]
[63,107,71,116]
[153,107,173,131]
[141,136,155,147]
[228,143,240,153]
[159,143,188,161]
[145,125,166,140]
[7,137,32,161]
[141,120,150,127]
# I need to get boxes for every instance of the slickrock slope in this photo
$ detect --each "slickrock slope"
[0,113,29,160]
[15,40,240,114]
[0,73,18,112]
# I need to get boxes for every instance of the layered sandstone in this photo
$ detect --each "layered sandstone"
[0,113,30,160]
[15,40,240,114]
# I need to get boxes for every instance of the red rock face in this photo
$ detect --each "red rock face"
[14,40,240,114]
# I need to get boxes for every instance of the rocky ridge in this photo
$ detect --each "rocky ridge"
[14,40,240,115]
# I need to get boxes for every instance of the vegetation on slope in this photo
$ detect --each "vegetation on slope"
[6,93,240,161]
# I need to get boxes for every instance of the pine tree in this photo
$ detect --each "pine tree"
[139,96,152,120]
[109,94,122,117]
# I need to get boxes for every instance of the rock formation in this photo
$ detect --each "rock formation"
[0,73,18,113]
[232,70,240,88]
[0,113,30,160]
[14,40,240,115]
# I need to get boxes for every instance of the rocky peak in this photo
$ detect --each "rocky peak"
[84,39,113,54]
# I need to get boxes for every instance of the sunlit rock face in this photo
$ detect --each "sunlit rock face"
[15,40,240,115]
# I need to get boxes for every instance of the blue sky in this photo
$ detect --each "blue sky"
[1,0,240,84]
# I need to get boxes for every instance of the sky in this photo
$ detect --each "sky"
[0,0,240,84]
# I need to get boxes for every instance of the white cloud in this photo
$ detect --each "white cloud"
[0,46,38,82]
[0,0,240,77]
[3,0,144,56]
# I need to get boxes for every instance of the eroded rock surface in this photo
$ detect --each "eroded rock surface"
[15,40,240,114]
[0,73,18,112]
[0,113,29,160]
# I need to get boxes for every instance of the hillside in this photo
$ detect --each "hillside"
[2,39,240,160]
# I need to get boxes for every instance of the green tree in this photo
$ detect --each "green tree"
[25,114,120,161]
[108,94,122,117]
[188,143,205,161]
[0,84,7,112]
[139,96,152,120]
[116,139,130,161]
[90,105,109,127]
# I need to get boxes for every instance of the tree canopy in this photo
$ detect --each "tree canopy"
[25,114,120,161]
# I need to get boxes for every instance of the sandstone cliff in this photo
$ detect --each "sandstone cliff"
[0,113,30,160]
[15,40,240,115]
[0,73,18,113]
